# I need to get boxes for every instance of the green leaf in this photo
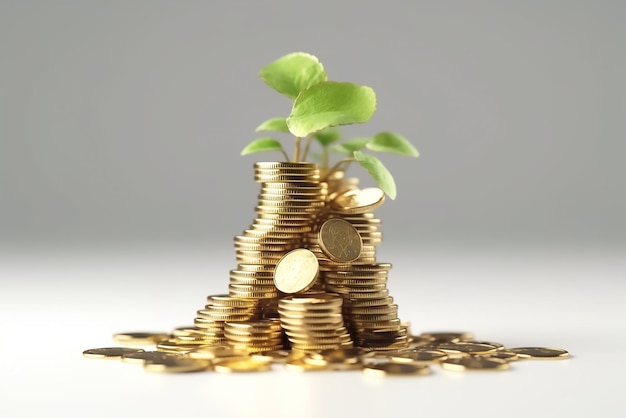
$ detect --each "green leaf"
[366,131,419,157]
[353,151,397,200]
[255,117,289,133]
[314,127,341,146]
[259,52,327,100]
[287,81,377,138]
[331,137,371,154]
[241,137,284,156]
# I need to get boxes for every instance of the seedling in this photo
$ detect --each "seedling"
[241,52,419,199]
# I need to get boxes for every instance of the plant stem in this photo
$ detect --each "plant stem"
[293,137,301,162]
[321,157,355,181]
[301,136,313,162]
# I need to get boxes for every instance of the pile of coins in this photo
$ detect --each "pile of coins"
[83,330,570,375]
[84,162,570,374]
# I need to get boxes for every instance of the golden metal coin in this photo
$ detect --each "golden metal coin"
[390,349,448,364]
[362,363,431,377]
[441,357,510,371]
[487,350,520,361]
[113,332,170,346]
[318,218,362,263]
[251,350,291,363]
[83,347,144,359]
[331,187,385,214]
[273,248,319,293]
[213,358,272,373]
[507,347,570,360]
[187,346,249,360]
[437,342,499,356]
[419,331,474,343]
[121,351,178,364]
[144,357,210,373]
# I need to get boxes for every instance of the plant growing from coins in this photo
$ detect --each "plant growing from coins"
[240,52,419,200]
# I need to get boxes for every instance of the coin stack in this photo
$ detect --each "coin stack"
[320,183,408,350]
[224,319,284,353]
[231,162,327,316]
[278,293,353,351]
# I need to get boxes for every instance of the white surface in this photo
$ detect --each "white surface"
[1,246,624,418]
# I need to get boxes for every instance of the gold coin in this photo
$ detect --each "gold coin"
[437,342,499,355]
[112,332,170,346]
[144,357,210,373]
[121,351,178,364]
[213,358,272,373]
[251,349,291,363]
[187,346,249,361]
[362,363,431,377]
[389,349,448,364]
[419,331,474,343]
[83,347,144,359]
[441,357,510,371]
[273,248,319,294]
[331,187,385,214]
[507,347,570,360]
[486,350,520,361]
[318,218,362,263]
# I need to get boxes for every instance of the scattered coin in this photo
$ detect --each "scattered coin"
[83,347,144,359]
[389,349,448,364]
[213,358,272,373]
[273,248,320,293]
[363,363,431,377]
[507,347,570,360]
[122,351,179,364]
[441,357,510,372]
[144,357,211,373]
[113,332,170,346]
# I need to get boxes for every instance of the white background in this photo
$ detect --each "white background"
[1,246,623,418]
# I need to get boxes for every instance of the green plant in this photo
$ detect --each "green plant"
[241,52,418,199]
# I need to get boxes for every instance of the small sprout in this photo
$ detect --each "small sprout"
[259,52,327,100]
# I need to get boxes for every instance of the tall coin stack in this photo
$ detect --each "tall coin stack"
[231,162,326,317]
[320,183,409,350]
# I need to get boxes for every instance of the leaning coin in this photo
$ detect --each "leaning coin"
[273,248,319,294]
[362,363,431,377]
[83,347,144,359]
[121,351,178,364]
[318,218,362,263]
[441,357,510,371]
[113,332,170,346]
[507,347,570,360]
[144,357,210,373]
[331,187,385,214]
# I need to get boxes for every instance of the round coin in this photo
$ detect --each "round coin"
[82,347,144,359]
[273,248,320,294]
[331,187,385,214]
[507,347,570,360]
[390,349,448,364]
[121,351,178,364]
[213,359,272,373]
[144,357,211,373]
[441,357,510,371]
[362,363,431,377]
[318,218,362,263]
[113,332,171,346]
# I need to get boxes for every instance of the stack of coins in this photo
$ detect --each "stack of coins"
[224,319,284,353]
[231,162,327,316]
[278,293,353,351]
[320,185,408,349]
[185,295,260,347]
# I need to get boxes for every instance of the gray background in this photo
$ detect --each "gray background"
[1,0,624,251]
